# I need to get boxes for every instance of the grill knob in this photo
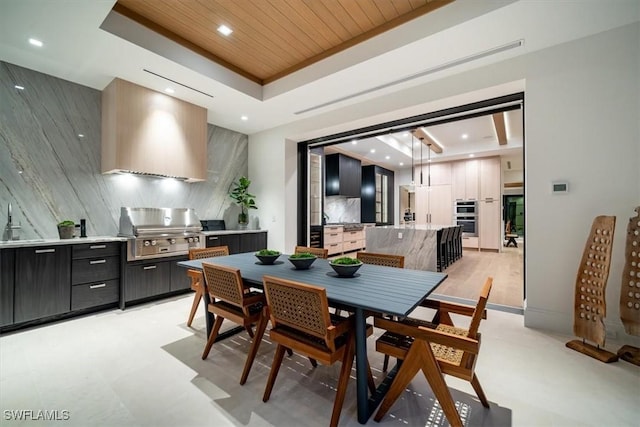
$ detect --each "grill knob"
[194,236,199,243]
[170,238,176,244]
[144,240,150,247]
[151,240,157,246]
[188,237,194,243]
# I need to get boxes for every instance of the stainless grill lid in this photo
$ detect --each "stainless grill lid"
[118,207,203,237]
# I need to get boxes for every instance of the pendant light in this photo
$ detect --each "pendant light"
[410,132,415,186]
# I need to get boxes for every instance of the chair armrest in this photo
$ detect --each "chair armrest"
[374,316,479,355]
[421,299,486,319]
[187,269,202,281]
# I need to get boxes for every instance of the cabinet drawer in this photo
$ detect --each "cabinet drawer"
[326,242,343,256]
[343,230,364,241]
[72,255,120,285]
[324,231,343,245]
[71,279,119,311]
[72,242,121,259]
[342,239,364,253]
[461,236,479,249]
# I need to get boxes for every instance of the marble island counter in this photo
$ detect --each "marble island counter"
[365,224,453,271]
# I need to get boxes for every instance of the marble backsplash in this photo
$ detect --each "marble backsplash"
[0,61,250,240]
[324,196,361,223]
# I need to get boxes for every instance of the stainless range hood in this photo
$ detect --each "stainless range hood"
[101,78,207,182]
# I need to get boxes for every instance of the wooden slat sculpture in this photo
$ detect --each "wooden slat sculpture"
[566,215,618,362]
[618,206,640,365]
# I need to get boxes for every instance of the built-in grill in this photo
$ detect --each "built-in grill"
[118,207,204,261]
[342,223,364,232]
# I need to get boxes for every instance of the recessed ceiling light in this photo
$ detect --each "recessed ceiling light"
[78,134,84,138]
[351,140,357,145]
[462,133,469,139]
[14,85,24,90]
[370,149,376,153]
[217,25,233,36]
[241,115,248,121]
[403,132,409,137]
[469,154,475,158]
[385,155,390,160]
[165,87,175,94]
[399,162,404,166]
[29,38,43,47]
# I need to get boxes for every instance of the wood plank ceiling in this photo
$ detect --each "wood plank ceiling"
[113,0,454,85]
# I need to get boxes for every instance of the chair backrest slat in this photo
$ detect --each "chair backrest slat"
[467,277,493,339]
[202,262,245,306]
[263,275,331,340]
[356,252,404,268]
[294,246,328,259]
[189,246,229,260]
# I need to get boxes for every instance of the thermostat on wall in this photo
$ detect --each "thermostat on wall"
[552,181,569,194]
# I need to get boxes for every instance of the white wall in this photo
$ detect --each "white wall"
[249,22,640,341]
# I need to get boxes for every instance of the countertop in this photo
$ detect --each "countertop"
[0,236,128,249]
[201,229,267,235]
[373,224,453,231]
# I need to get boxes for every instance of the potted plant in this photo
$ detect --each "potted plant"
[57,220,75,239]
[255,249,281,265]
[229,176,257,229]
[329,256,363,277]
[288,252,317,270]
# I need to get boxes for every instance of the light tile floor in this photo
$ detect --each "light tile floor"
[1,294,638,426]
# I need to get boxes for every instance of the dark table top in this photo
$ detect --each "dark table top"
[178,252,447,318]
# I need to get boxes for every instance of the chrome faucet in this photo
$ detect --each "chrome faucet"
[4,202,20,241]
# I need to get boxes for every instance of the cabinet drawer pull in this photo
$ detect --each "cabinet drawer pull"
[208,236,219,240]
[89,283,107,289]
[329,244,338,247]
[35,249,55,254]
[350,241,357,244]
[90,244,107,249]
[143,265,157,270]
[330,233,338,236]
[89,259,107,264]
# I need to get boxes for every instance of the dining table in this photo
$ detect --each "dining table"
[177,252,447,424]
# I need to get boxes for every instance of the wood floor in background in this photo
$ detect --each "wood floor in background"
[434,241,524,308]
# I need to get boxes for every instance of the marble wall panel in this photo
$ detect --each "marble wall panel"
[325,196,360,223]
[0,62,249,239]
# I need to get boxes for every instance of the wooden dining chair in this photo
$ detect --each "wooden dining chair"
[186,246,230,327]
[373,277,493,427]
[356,251,405,268]
[356,251,404,371]
[201,262,266,385]
[261,275,375,427]
[294,245,329,259]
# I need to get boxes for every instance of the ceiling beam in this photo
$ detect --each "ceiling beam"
[492,112,508,145]
[412,128,442,153]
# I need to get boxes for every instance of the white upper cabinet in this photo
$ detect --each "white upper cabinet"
[452,159,478,201]
[479,157,501,201]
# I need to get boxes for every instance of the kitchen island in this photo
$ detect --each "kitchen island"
[365,224,452,271]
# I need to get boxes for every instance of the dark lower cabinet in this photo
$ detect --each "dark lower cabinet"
[240,232,267,252]
[205,231,267,253]
[71,242,122,311]
[14,246,71,323]
[205,234,240,253]
[1,249,15,327]
[170,256,191,291]
[124,260,171,302]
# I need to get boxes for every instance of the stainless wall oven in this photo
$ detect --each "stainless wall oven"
[454,201,477,236]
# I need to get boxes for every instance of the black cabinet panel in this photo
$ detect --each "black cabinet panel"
[170,256,191,291]
[71,279,119,311]
[361,165,394,225]
[72,256,120,285]
[124,260,171,302]
[14,246,71,323]
[72,242,120,259]
[1,249,15,327]
[240,232,267,253]
[206,234,240,253]
[325,153,361,197]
